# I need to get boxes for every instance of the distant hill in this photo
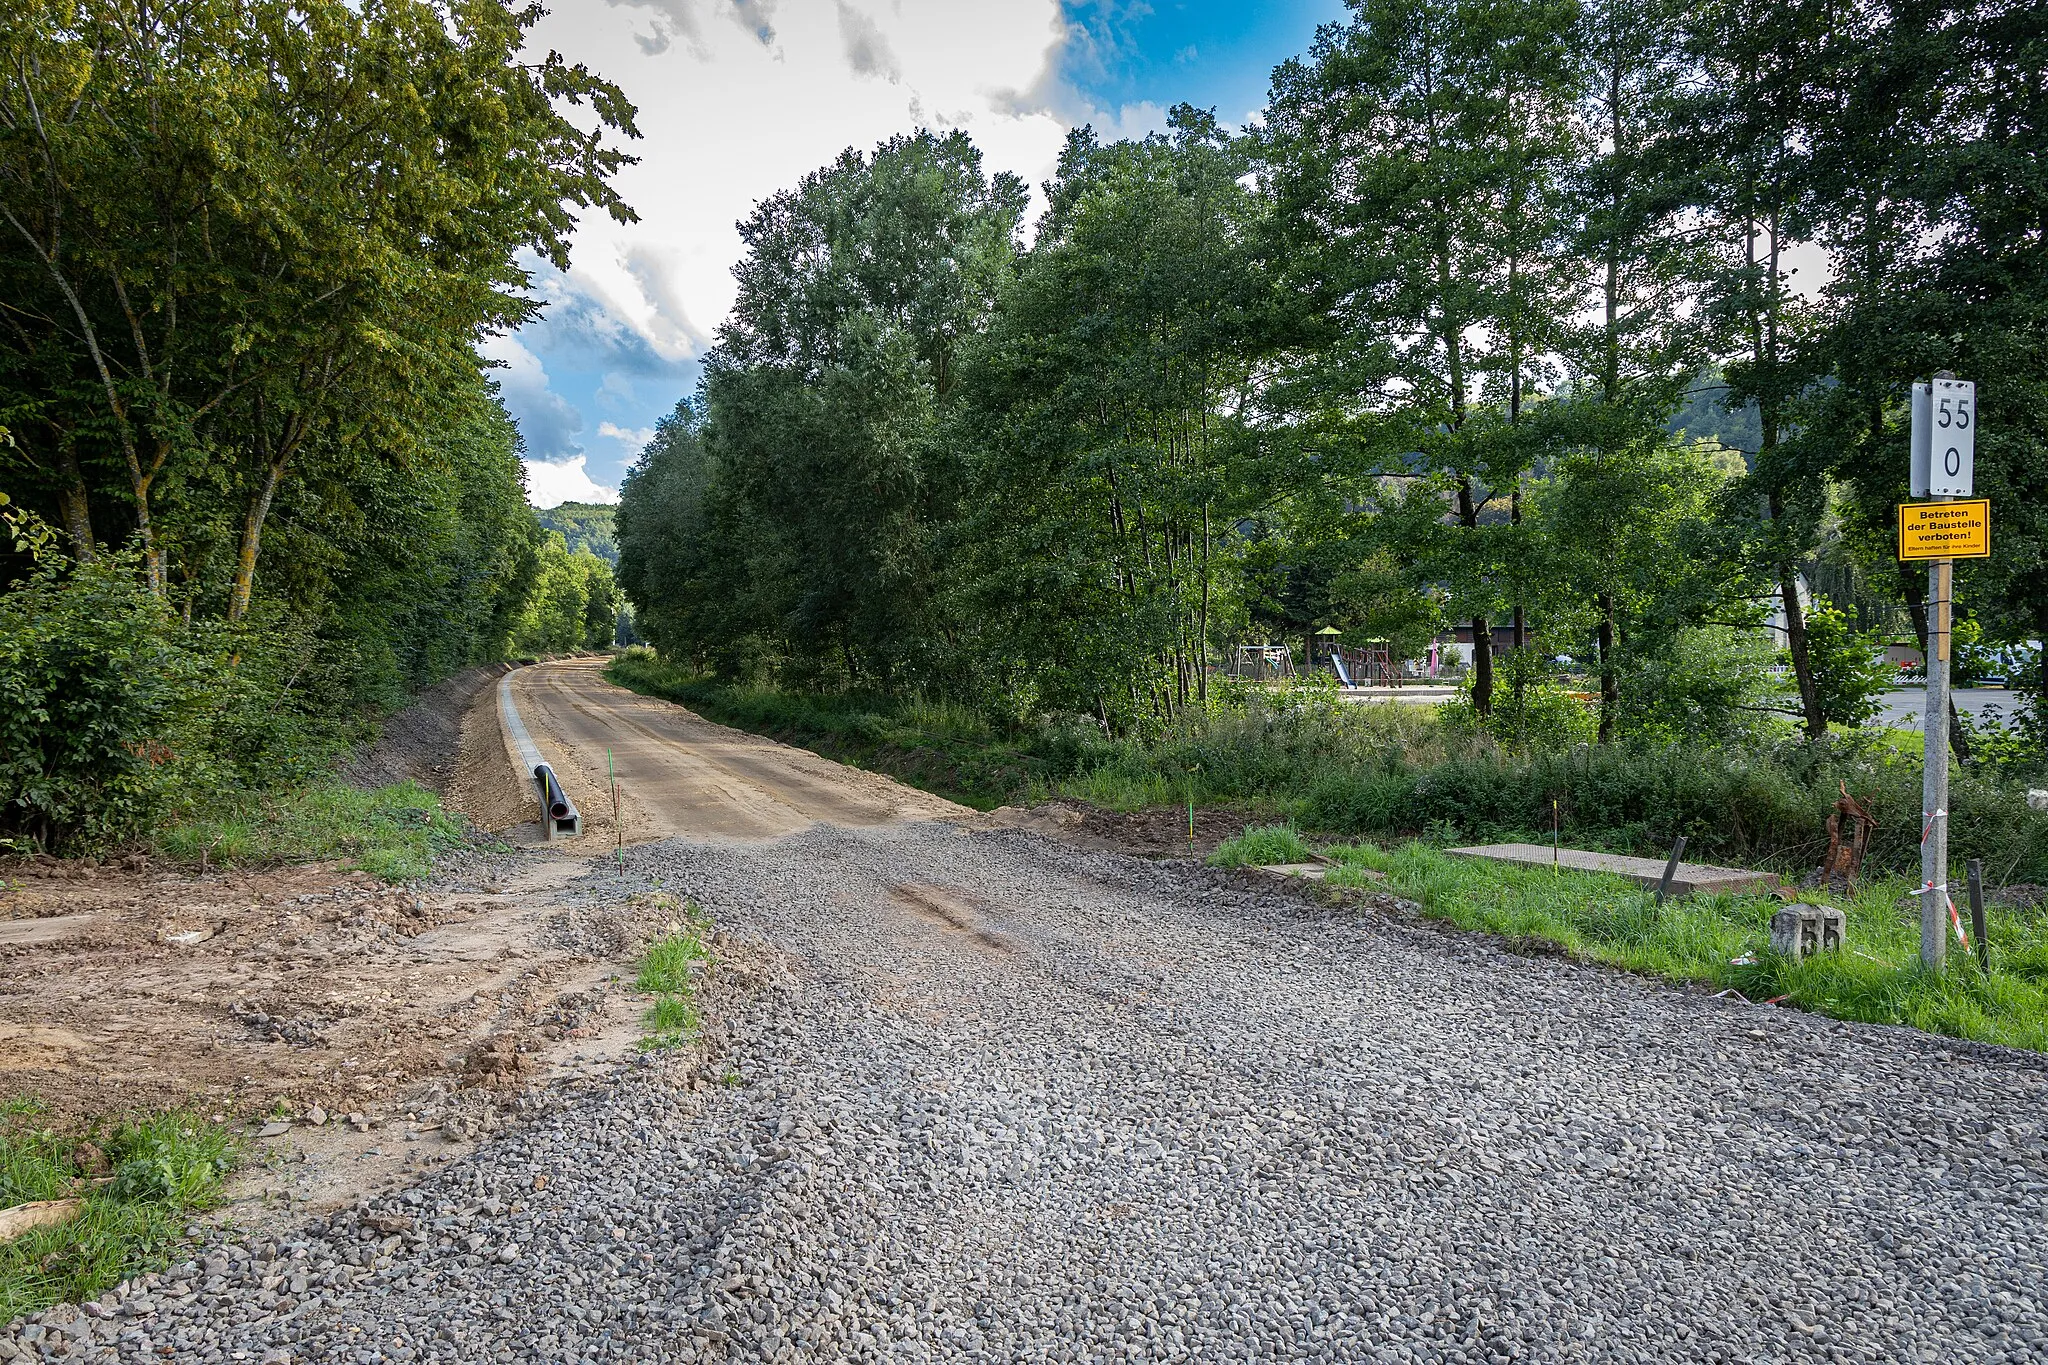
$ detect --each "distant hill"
[1668,368,1761,469]
[536,501,618,565]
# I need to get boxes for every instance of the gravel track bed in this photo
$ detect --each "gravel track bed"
[18,822,2048,1364]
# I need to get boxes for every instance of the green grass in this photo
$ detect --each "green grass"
[604,648,2048,884]
[1327,840,2048,1051]
[1,1107,238,1323]
[636,925,710,995]
[154,779,468,882]
[634,911,712,1051]
[1208,825,1316,868]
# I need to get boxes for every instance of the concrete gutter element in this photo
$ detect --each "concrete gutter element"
[497,669,580,840]
[1446,843,1777,898]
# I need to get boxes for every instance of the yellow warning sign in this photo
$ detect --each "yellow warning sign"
[1899,499,1990,560]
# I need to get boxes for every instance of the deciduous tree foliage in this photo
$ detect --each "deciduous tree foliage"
[953,111,1267,724]
[611,0,2045,748]
[0,0,639,847]
[689,130,1026,689]
[0,0,636,631]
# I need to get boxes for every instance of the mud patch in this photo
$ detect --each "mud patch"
[0,851,679,1211]
[985,799,1259,860]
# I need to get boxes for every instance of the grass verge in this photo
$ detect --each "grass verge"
[1328,841,2048,1051]
[154,780,468,882]
[604,653,2048,881]
[635,905,712,1051]
[1,1105,238,1323]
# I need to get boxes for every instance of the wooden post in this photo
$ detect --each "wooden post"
[1968,857,1988,972]
[1654,834,1687,906]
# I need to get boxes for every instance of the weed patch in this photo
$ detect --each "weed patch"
[1,1107,238,1323]
[155,780,467,882]
[634,905,712,1051]
[1328,841,2048,1051]
[1208,825,1315,868]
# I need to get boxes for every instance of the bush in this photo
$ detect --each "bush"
[1802,597,1896,729]
[1067,689,2048,882]
[1440,678,1597,751]
[0,554,193,852]
[0,551,427,858]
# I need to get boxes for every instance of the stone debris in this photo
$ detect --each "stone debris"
[9,821,2046,1362]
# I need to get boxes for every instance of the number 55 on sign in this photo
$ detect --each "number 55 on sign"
[1911,378,1975,497]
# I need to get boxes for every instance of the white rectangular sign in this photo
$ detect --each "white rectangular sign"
[1910,382,1931,496]
[1928,377,1976,496]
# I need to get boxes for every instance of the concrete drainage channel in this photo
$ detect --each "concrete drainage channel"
[497,668,580,839]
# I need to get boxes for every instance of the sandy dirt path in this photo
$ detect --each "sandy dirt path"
[503,658,971,844]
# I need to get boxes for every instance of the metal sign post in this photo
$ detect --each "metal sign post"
[1904,373,1977,969]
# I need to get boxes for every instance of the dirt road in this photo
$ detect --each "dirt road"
[500,659,970,844]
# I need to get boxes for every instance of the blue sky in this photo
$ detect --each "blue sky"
[502,0,1347,506]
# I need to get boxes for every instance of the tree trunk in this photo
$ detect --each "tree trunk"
[228,459,286,621]
[1510,487,1525,654]
[56,439,95,559]
[1455,473,1492,716]
[1778,560,1823,738]
[1765,489,1823,738]
[1596,591,1618,742]
[1472,619,1494,716]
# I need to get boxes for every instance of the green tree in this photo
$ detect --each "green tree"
[1800,597,1894,729]
[1260,0,1587,716]
[953,111,1265,724]
[0,0,637,619]
[510,532,615,656]
[665,130,1026,687]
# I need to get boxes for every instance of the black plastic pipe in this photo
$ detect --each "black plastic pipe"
[536,764,571,820]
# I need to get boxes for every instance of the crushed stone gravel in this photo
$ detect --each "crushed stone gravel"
[14,820,2048,1363]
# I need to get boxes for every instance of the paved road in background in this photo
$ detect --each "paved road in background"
[1874,686,2023,727]
[1341,683,2027,730]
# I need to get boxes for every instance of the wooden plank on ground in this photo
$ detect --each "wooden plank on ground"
[1445,844,1777,897]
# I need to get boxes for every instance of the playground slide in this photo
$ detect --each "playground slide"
[1330,653,1355,687]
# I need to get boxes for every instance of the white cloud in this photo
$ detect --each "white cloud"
[521,1,1087,367]
[480,332,584,461]
[598,421,657,451]
[500,1,1170,501]
[524,456,620,508]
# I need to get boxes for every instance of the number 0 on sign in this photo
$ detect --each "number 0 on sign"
[1899,500,1990,560]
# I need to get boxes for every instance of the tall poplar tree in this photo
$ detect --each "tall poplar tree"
[1260,0,1584,715]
